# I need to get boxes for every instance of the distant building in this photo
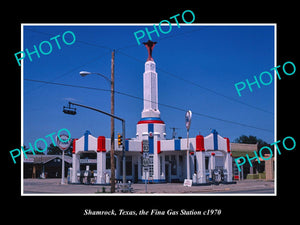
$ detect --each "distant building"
[24,155,72,178]
[230,143,258,180]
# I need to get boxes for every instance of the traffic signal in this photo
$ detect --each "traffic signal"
[118,133,123,147]
[63,105,76,115]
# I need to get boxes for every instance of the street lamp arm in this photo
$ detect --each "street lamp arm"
[80,71,111,84]
[94,72,112,84]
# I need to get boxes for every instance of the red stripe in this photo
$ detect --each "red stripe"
[141,141,143,154]
[196,135,205,151]
[72,138,78,154]
[97,136,106,152]
[137,120,165,124]
[224,137,231,152]
[157,141,161,154]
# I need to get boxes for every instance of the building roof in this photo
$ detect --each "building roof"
[23,155,72,164]
[230,143,257,157]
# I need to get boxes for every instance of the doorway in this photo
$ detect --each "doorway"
[165,163,171,183]
[134,164,138,183]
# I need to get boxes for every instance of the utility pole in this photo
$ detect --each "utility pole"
[170,127,179,139]
[79,50,116,192]
[110,50,115,193]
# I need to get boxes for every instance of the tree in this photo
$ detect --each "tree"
[23,145,45,155]
[234,135,272,158]
[47,143,62,155]
[234,135,271,175]
[234,135,269,149]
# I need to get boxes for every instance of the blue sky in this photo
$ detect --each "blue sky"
[23,24,275,148]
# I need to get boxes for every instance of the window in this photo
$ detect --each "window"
[179,155,184,177]
[205,157,209,170]
[165,155,169,161]
[160,156,163,175]
[140,156,143,175]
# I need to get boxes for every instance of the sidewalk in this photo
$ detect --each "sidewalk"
[23,178,274,195]
[130,180,274,194]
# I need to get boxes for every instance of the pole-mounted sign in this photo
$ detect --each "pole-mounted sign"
[142,140,150,192]
[184,110,192,185]
[56,134,71,185]
[185,110,192,131]
[142,140,150,167]
[56,134,71,151]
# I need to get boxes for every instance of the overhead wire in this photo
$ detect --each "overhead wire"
[23,25,274,134]
[24,26,273,115]
[24,27,113,94]
[117,50,273,115]
[24,78,273,133]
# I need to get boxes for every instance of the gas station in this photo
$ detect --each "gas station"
[21,40,266,188]
[68,40,236,185]
[69,128,235,185]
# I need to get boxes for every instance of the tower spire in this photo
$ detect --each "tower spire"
[143,40,157,61]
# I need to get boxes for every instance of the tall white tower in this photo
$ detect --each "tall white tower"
[136,40,166,142]
[136,40,166,183]
[142,59,160,118]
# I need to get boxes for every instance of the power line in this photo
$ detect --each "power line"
[24,27,113,51]
[25,78,111,93]
[117,50,273,115]
[24,78,273,133]
[23,27,273,131]
[24,28,114,94]
[24,52,111,94]
[25,26,273,115]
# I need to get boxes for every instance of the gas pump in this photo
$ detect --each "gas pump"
[222,169,228,182]
[211,169,225,184]
[82,165,92,184]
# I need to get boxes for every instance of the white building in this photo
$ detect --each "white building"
[70,41,233,184]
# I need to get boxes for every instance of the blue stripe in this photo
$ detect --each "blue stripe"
[175,139,181,150]
[140,117,162,121]
[148,124,154,154]
[125,140,129,151]
[212,129,218,150]
[84,130,91,151]
[140,179,166,183]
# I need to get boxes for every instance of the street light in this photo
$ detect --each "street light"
[79,71,112,84]
[79,71,92,77]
